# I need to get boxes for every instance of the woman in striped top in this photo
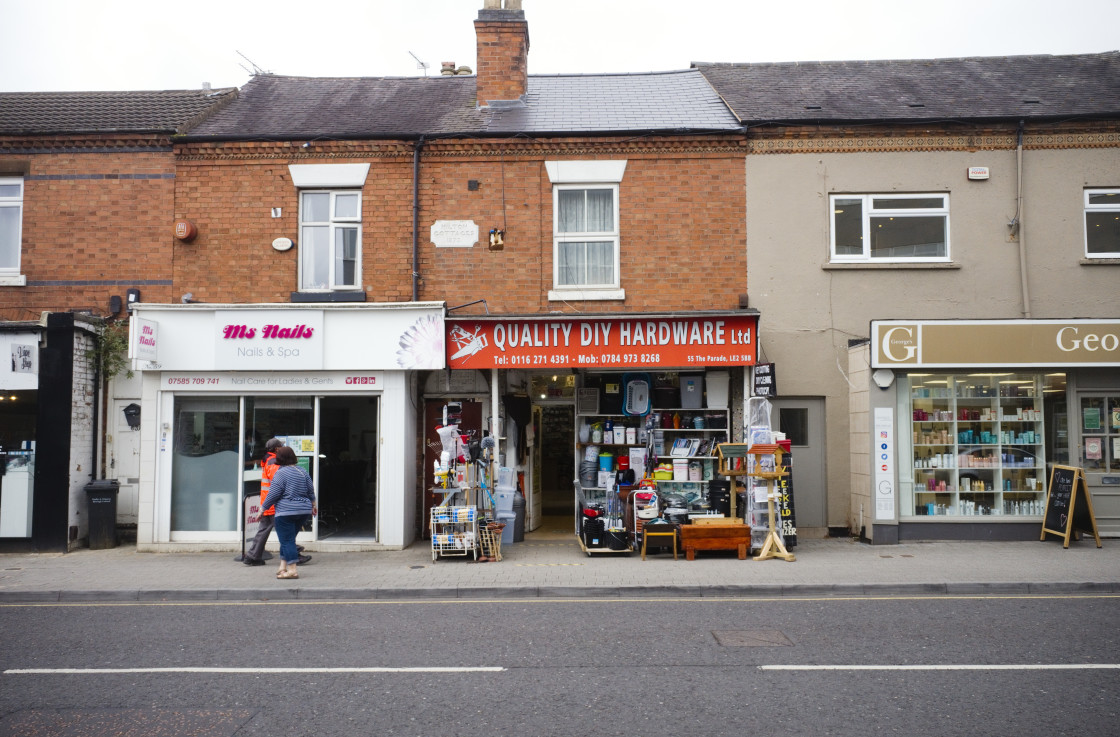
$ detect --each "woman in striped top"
[261,445,317,579]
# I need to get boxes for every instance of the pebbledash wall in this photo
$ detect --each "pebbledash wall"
[128,302,444,552]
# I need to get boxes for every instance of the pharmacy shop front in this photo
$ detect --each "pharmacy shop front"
[867,319,1120,543]
[129,303,445,552]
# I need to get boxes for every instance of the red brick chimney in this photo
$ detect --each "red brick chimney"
[474,0,529,107]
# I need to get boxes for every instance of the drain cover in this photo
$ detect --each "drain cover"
[713,630,793,647]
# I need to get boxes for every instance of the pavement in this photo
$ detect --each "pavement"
[0,525,1116,603]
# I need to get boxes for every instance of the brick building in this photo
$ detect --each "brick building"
[127,2,754,551]
[0,88,234,550]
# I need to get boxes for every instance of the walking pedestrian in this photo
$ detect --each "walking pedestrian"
[261,446,317,580]
[243,439,310,567]
[243,438,281,566]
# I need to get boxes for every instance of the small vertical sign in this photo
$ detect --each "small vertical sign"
[874,407,895,520]
[752,363,776,397]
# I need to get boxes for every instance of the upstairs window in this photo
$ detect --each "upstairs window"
[831,193,950,262]
[1085,189,1120,258]
[288,163,368,294]
[545,160,627,300]
[0,177,24,282]
[555,184,619,289]
[299,190,361,291]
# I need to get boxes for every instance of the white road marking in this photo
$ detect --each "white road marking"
[760,664,1120,671]
[5,666,505,675]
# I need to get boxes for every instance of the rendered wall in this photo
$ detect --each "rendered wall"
[746,139,1120,532]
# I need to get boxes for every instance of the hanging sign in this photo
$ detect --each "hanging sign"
[752,363,776,397]
[446,314,757,370]
[1040,465,1102,549]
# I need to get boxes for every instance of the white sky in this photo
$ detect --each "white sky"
[1,0,1118,92]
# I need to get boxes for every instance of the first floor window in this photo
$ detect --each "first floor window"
[554,184,620,289]
[831,193,949,262]
[299,190,361,290]
[0,177,24,274]
[1085,188,1120,258]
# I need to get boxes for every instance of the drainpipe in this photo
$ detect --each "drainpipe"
[1013,120,1032,318]
[412,136,424,302]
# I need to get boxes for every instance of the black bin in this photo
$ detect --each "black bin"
[512,491,525,543]
[85,479,120,549]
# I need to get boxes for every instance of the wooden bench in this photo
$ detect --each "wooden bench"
[679,521,750,560]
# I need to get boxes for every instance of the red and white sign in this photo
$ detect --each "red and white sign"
[446,315,757,370]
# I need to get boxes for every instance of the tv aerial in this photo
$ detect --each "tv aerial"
[409,51,430,76]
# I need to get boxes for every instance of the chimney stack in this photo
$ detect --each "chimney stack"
[474,0,529,107]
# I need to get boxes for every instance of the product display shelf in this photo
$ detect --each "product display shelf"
[910,375,1047,518]
[430,504,479,561]
[574,481,631,555]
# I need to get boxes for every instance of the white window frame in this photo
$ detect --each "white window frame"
[298,189,362,292]
[0,177,26,286]
[1084,188,1120,258]
[830,193,950,263]
[551,183,621,294]
[546,160,626,301]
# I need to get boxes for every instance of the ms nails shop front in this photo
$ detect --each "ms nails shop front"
[128,303,445,552]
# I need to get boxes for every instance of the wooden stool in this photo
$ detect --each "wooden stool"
[641,524,678,560]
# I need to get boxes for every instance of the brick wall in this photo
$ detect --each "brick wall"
[69,323,98,548]
[474,15,529,105]
[0,143,177,320]
[173,136,747,313]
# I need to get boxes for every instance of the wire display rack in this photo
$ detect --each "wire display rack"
[430,505,478,561]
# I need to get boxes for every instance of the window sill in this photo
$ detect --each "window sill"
[823,262,960,271]
[1080,258,1120,265]
[290,290,366,303]
[0,274,27,286]
[548,288,626,302]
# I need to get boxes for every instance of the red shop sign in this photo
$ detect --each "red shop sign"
[447,315,757,370]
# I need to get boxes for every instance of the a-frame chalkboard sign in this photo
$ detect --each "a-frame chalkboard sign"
[1040,465,1102,549]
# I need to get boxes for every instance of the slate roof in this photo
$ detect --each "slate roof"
[693,51,1120,124]
[487,70,742,134]
[184,69,742,140]
[0,88,237,136]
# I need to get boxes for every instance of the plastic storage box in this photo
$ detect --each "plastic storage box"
[680,374,704,409]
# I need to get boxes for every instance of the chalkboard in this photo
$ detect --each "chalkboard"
[1041,465,1102,549]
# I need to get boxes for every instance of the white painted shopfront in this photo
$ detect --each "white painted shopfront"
[128,303,445,552]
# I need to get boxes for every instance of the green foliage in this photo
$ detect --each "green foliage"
[88,320,134,380]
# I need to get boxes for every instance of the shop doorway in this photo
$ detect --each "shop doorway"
[534,404,575,531]
[1075,393,1120,537]
[422,399,483,538]
[0,390,37,539]
[769,398,827,531]
[317,396,380,540]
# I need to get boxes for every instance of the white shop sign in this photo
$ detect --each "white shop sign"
[874,407,895,520]
[215,310,324,370]
[0,332,39,390]
[131,304,447,372]
[160,371,383,392]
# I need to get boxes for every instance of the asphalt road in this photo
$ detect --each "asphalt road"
[1,594,1117,736]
